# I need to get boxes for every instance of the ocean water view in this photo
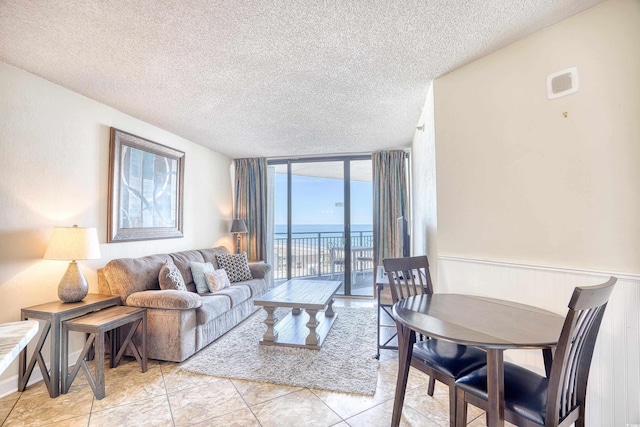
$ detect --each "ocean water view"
[274,224,373,237]
[272,224,375,290]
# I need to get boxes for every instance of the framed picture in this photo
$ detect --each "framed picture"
[108,128,185,242]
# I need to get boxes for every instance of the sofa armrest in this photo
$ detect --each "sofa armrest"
[126,290,202,310]
[249,262,271,279]
[97,268,113,296]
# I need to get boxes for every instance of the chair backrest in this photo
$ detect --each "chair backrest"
[328,242,345,262]
[546,277,616,426]
[382,256,434,303]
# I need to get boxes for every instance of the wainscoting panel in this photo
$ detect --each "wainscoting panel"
[437,256,640,427]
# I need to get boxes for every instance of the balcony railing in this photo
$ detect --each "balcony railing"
[273,231,373,280]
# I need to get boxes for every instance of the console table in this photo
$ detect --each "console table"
[19,294,120,397]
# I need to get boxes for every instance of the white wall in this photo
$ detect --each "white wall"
[412,0,640,425]
[434,0,640,273]
[0,62,234,383]
[410,83,438,280]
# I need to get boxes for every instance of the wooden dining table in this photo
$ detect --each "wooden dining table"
[391,293,565,427]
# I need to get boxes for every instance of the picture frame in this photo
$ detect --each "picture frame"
[108,128,185,242]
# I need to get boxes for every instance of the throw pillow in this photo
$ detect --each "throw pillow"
[216,252,252,282]
[190,261,215,294]
[204,269,231,292]
[158,262,187,291]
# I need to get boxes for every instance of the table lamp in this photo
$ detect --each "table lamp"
[230,219,248,254]
[44,225,101,303]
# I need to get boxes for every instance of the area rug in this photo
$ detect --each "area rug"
[180,306,379,395]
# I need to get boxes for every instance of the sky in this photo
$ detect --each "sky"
[274,173,372,226]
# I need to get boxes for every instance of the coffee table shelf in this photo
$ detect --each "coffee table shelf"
[254,279,342,350]
[267,310,338,350]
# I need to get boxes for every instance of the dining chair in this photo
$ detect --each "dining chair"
[328,242,345,279]
[454,276,617,427]
[355,248,373,280]
[383,256,486,427]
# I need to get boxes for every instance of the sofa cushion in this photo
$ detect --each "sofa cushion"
[196,295,232,325]
[216,253,252,282]
[205,269,231,292]
[170,250,206,292]
[103,254,172,303]
[158,262,188,291]
[248,262,271,279]
[198,246,231,269]
[126,290,202,310]
[241,278,269,297]
[215,284,252,307]
[190,262,215,294]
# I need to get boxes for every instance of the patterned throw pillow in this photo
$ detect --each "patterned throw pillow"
[190,261,215,294]
[204,269,231,292]
[158,262,187,291]
[216,253,252,283]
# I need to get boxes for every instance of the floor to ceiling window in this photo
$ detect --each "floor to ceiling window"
[268,156,373,297]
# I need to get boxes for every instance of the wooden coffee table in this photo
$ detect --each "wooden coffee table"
[253,279,342,350]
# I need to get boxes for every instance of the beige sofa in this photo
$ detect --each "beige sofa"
[98,246,271,362]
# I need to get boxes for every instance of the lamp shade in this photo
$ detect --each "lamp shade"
[44,225,101,261]
[230,219,248,234]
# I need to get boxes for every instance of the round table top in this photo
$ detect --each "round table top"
[392,293,565,349]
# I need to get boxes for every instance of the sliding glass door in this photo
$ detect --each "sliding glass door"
[269,156,373,297]
[349,159,374,296]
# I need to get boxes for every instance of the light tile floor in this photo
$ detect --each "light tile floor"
[0,299,491,427]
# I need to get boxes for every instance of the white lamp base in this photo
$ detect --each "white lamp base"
[58,261,88,303]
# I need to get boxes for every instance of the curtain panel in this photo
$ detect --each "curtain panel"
[234,158,267,262]
[372,151,408,281]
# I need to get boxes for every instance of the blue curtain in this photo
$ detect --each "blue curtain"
[234,158,267,262]
[373,151,408,279]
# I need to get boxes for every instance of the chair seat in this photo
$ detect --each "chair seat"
[456,362,549,425]
[413,339,486,379]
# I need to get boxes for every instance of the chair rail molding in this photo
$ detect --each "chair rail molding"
[437,255,640,427]
[438,255,640,282]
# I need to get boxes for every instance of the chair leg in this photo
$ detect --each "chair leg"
[427,377,436,396]
[392,326,415,427]
[455,388,467,427]
[575,406,586,427]
[448,382,457,427]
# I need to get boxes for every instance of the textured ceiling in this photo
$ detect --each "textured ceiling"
[0,0,603,159]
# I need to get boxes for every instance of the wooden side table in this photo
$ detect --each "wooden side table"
[19,294,120,398]
[61,306,147,399]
